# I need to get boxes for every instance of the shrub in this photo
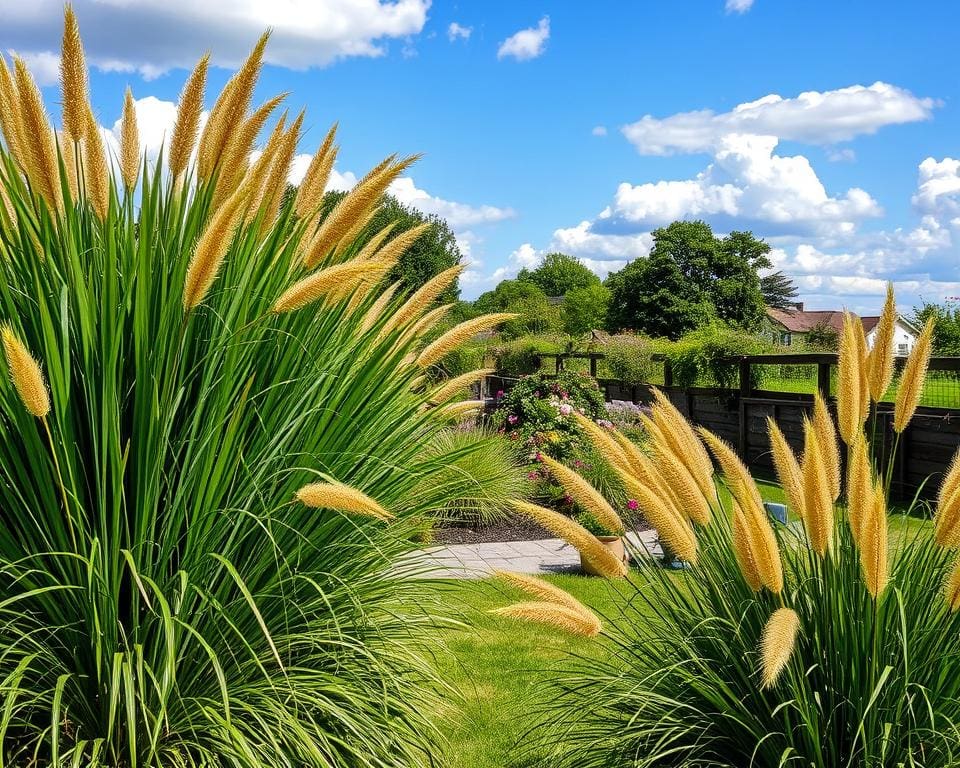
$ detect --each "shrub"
[665,323,773,388]
[574,509,621,538]
[491,338,545,376]
[604,334,662,384]
[505,299,960,768]
[0,16,516,767]
[490,371,606,462]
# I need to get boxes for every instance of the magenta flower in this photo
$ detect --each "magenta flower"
[495,389,504,399]
[627,499,639,511]
[507,414,519,425]
[573,459,584,468]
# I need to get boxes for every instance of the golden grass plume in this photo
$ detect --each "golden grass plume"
[272,259,390,314]
[846,434,872,545]
[417,313,516,368]
[732,502,762,591]
[359,282,402,335]
[813,393,841,502]
[258,111,304,232]
[0,57,29,173]
[492,601,601,637]
[83,107,110,220]
[859,480,889,598]
[296,481,392,521]
[945,555,960,611]
[618,474,698,566]
[894,317,935,433]
[867,283,897,402]
[767,418,805,520]
[1,326,50,418]
[60,5,90,143]
[429,368,494,405]
[801,418,834,556]
[182,185,248,311]
[354,222,399,262]
[169,53,210,181]
[438,399,484,419]
[378,265,464,337]
[936,449,960,549]
[13,57,62,213]
[493,571,593,614]
[294,122,339,220]
[573,412,632,476]
[406,303,454,341]
[197,33,269,180]
[650,389,716,501]
[512,500,628,577]
[836,311,868,444]
[119,87,139,190]
[540,454,625,535]
[760,607,800,689]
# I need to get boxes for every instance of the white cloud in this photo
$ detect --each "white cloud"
[497,16,550,61]
[591,125,607,137]
[388,177,516,228]
[12,50,60,85]
[912,157,960,217]
[726,0,755,12]
[550,221,652,262]
[622,82,936,155]
[447,22,472,42]
[598,133,880,236]
[3,0,430,79]
[827,147,856,163]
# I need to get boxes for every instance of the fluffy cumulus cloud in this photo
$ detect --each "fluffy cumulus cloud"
[597,134,880,236]
[387,177,515,228]
[3,0,430,82]
[497,16,550,61]
[621,82,936,156]
[447,22,472,42]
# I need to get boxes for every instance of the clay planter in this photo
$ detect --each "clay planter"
[580,535,627,576]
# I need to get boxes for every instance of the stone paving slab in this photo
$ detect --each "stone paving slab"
[403,531,662,579]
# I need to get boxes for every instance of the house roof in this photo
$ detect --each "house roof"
[766,308,913,335]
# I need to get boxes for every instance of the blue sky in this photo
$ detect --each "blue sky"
[3,0,960,312]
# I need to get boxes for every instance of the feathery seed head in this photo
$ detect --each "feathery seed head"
[378,265,464,338]
[731,502,762,591]
[760,608,800,689]
[1,325,50,418]
[767,418,805,519]
[894,317,935,433]
[83,107,110,220]
[354,221,399,261]
[836,311,868,444]
[272,259,390,314]
[493,571,592,615]
[438,399,484,420]
[294,122,339,219]
[295,481,392,521]
[0,56,29,173]
[541,454,625,535]
[492,601,601,637]
[183,185,248,311]
[618,474,698,566]
[429,368,494,405]
[860,480,889,598]
[14,56,62,212]
[935,448,960,549]
[813,394,841,502]
[648,441,713,525]
[573,412,633,476]
[867,283,897,402]
[359,282,402,335]
[169,53,209,180]
[119,87,140,190]
[945,556,960,611]
[511,499,628,577]
[60,5,90,143]
[417,313,516,368]
[801,418,834,556]
[846,434,872,545]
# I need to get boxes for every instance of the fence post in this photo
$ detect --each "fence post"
[590,354,597,378]
[664,360,673,388]
[555,355,562,375]
[817,362,831,398]
[738,357,751,459]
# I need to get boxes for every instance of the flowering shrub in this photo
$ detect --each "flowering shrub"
[491,371,606,461]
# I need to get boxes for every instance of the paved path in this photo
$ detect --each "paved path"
[402,531,662,579]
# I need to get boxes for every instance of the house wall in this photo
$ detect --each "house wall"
[866,320,916,354]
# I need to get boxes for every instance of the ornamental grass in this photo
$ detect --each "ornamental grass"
[499,287,960,767]
[0,10,519,767]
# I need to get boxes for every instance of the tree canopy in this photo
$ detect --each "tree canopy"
[562,283,611,337]
[518,252,600,297]
[473,279,560,338]
[761,271,800,310]
[605,221,770,339]
[914,301,960,355]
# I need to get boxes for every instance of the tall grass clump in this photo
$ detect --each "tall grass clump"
[0,10,518,767]
[495,288,960,767]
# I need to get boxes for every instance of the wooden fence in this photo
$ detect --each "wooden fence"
[485,352,960,500]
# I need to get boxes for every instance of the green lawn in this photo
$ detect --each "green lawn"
[430,509,933,768]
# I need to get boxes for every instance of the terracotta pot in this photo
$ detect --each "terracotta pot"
[580,535,627,576]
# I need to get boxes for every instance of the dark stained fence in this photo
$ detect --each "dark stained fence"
[486,352,960,500]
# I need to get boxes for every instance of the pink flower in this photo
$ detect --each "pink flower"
[534,452,543,462]
[627,499,639,511]
[563,494,574,505]
[507,414,519,425]
[526,471,540,481]
[495,389,504,399]
[573,459,584,468]
[558,403,573,416]
[534,390,541,397]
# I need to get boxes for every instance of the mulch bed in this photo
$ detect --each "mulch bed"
[431,513,651,545]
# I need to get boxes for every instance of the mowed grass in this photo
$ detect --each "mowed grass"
[429,503,933,768]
